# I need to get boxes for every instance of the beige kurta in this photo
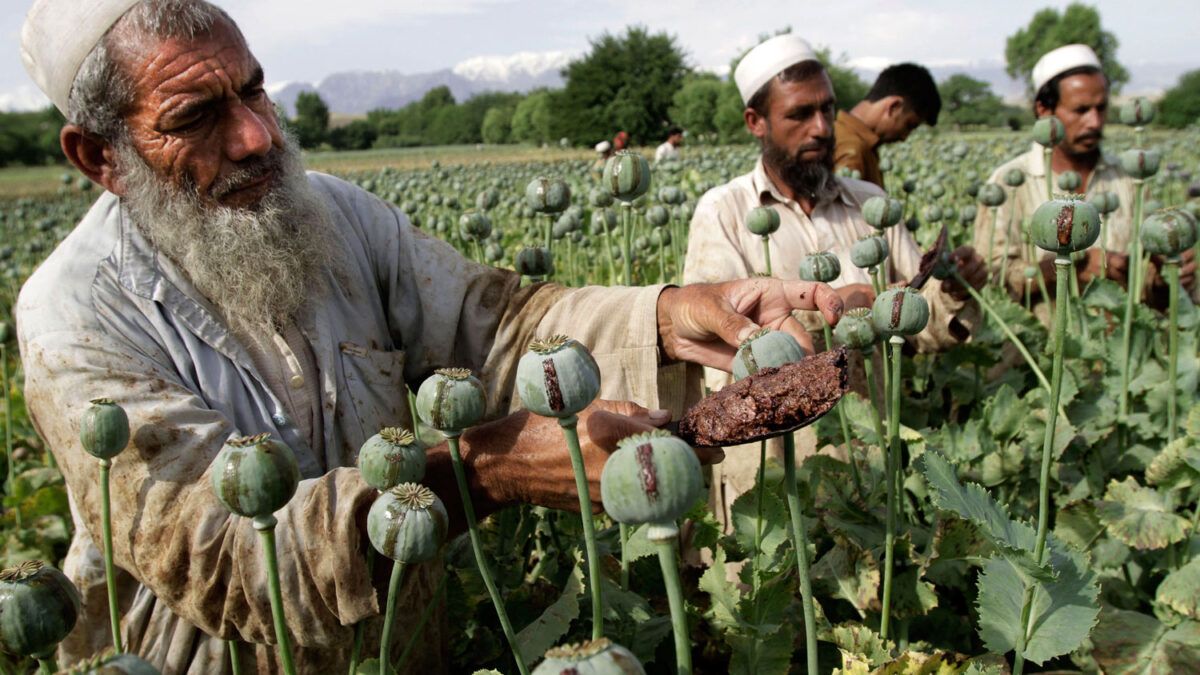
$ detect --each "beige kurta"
[17,172,692,674]
[683,158,968,529]
[972,142,1140,299]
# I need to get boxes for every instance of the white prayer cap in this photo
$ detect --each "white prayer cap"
[595,140,611,153]
[1032,44,1102,94]
[734,34,819,105]
[20,0,142,115]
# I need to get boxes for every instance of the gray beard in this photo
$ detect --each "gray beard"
[116,136,341,336]
[761,131,840,203]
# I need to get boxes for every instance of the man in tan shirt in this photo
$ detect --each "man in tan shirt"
[973,44,1195,302]
[834,63,941,189]
[684,35,984,530]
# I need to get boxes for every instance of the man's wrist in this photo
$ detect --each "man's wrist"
[656,285,681,364]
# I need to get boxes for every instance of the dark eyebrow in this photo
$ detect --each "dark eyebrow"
[240,66,265,95]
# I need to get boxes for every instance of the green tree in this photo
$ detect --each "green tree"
[510,89,556,144]
[1005,3,1129,95]
[326,119,376,150]
[292,91,330,148]
[552,25,688,145]
[481,105,516,144]
[1158,69,1200,128]
[815,46,869,111]
[670,75,723,136]
[939,74,1005,127]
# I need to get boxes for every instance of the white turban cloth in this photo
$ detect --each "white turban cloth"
[733,34,819,106]
[1032,44,1102,93]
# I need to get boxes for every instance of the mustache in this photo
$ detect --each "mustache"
[795,136,834,155]
[210,149,285,201]
[1076,130,1103,143]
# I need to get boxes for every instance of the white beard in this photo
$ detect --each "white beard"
[117,135,342,335]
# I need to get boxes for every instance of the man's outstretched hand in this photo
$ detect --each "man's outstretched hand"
[656,278,843,369]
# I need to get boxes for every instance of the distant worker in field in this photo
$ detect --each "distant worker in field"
[972,43,1194,304]
[684,34,985,531]
[17,0,845,672]
[654,125,683,163]
[833,63,940,189]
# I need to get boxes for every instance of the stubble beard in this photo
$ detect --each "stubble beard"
[116,134,343,336]
[761,124,840,203]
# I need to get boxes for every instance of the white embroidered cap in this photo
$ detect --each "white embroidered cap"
[594,140,611,153]
[733,34,819,105]
[20,0,142,115]
[1032,44,1102,93]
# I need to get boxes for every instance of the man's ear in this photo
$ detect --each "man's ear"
[884,95,907,120]
[743,107,767,140]
[1034,100,1051,119]
[60,124,123,195]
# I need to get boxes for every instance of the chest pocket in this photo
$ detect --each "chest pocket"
[338,342,412,444]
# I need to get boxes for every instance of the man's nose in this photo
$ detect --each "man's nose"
[224,103,274,162]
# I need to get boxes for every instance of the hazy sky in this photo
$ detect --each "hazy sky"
[3,0,1198,109]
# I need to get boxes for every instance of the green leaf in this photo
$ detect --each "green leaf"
[598,578,670,665]
[918,450,1054,581]
[470,670,504,675]
[1184,402,1200,440]
[828,622,894,668]
[729,480,790,562]
[891,566,939,618]
[811,536,880,616]
[1145,437,1200,489]
[975,536,1099,665]
[1082,278,1126,312]
[354,658,380,675]
[1156,557,1200,620]
[984,384,1028,442]
[1053,500,1103,553]
[683,496,723,554]
[727,624,794,675]
[699,547,743,632]
[1095,477,1191,550]
[619,523,658,563]
[1091,609,1200,675]
[516,560,583,666]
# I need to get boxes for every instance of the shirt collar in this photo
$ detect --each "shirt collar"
[837,110,881,149]
[751,155,856,209]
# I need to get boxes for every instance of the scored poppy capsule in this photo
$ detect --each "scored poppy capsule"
[525,177,571,214]
[732,328,806,381]
[658,185,685,205]
[600,430,702,533]
[210,433,301,519]
[357,427,427,491]
[516,335,600,418]
[798,250,841,283]
[1120,147,1162,180]
[415,368,486,435]
[746,206,781,236]
[1120,97,1157,126]
[458,210,492,241]
[515,246,554,277]
[604,152,652,203]
[850,235,889,269]
[862,196,903,229]
[0,560,79,660]
[977,183,1006,207]
[79,398,130,460]
[1032,116,1065,148]
[367,483,448,564]
[835,307,880,350]
[1030,197,1103,255]
[872,287,930,338]
[532,638,646,675]
[1141,209,1199,258]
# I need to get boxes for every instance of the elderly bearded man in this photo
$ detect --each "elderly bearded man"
[16,1,845,672]
[682,34,986,532]
[973,43,1195,304]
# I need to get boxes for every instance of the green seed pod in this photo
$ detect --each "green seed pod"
[357,427,427,491]
[834,307,879,350]
[79,398,130,460]
[862,196,902,228]
[1003,168,1026,188]
[517,335,600,418]
[525,177,571,214]
[591,208,618,235]
[1144,199,1165,215]
[1023,266,1039,280]
[746,206,781,236]
[1032,116,1066,147]
[850,235,889,269]
[552,213,578,240]
[476,189,499,211]
[367,483,448,564]
[59,648,159,675]
[1141,210,1199,258]
[1120,148,1161,179]
[211,433,301,519]
[732,328,806,380]
[515,246,554,277]
[416,368,486,434]
[872,287,929,337]
[1029,197,1103,255]
[1089,191,1119,214]
[646,205,670,227]
[458,210,492,241]
[902,179,917,194]
[658,186,685,205]
[650,228,672,247]
[600,430,701,527]
[798,251,841,283]
[589,187,614,208]
[1120,97,1156,126]
[0,560,79,659]
[532,638,646,675]
[924,204,943,223]
[484,243,504,263]
[928,182,946,199]
[978,183,1007,207]
[1057,170,1082,192]
[604,152,652,202]
[960,205,978,224]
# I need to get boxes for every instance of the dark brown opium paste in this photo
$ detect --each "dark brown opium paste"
[677,347,850,447]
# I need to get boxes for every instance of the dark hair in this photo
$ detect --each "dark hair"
[864,63,940,126]
[1033,65,1107,114]
[746,60,827,115]
[666,126,683,138]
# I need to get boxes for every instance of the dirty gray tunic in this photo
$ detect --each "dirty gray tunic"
[17,172,687,674]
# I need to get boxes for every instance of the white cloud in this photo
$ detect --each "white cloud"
[451,50,579,82]
[0,84,49,113]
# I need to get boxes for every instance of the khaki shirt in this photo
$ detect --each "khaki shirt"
[17,173,691,674]
[972,143,1139,298]
[683,157,967,528]
[833,111,884,189]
